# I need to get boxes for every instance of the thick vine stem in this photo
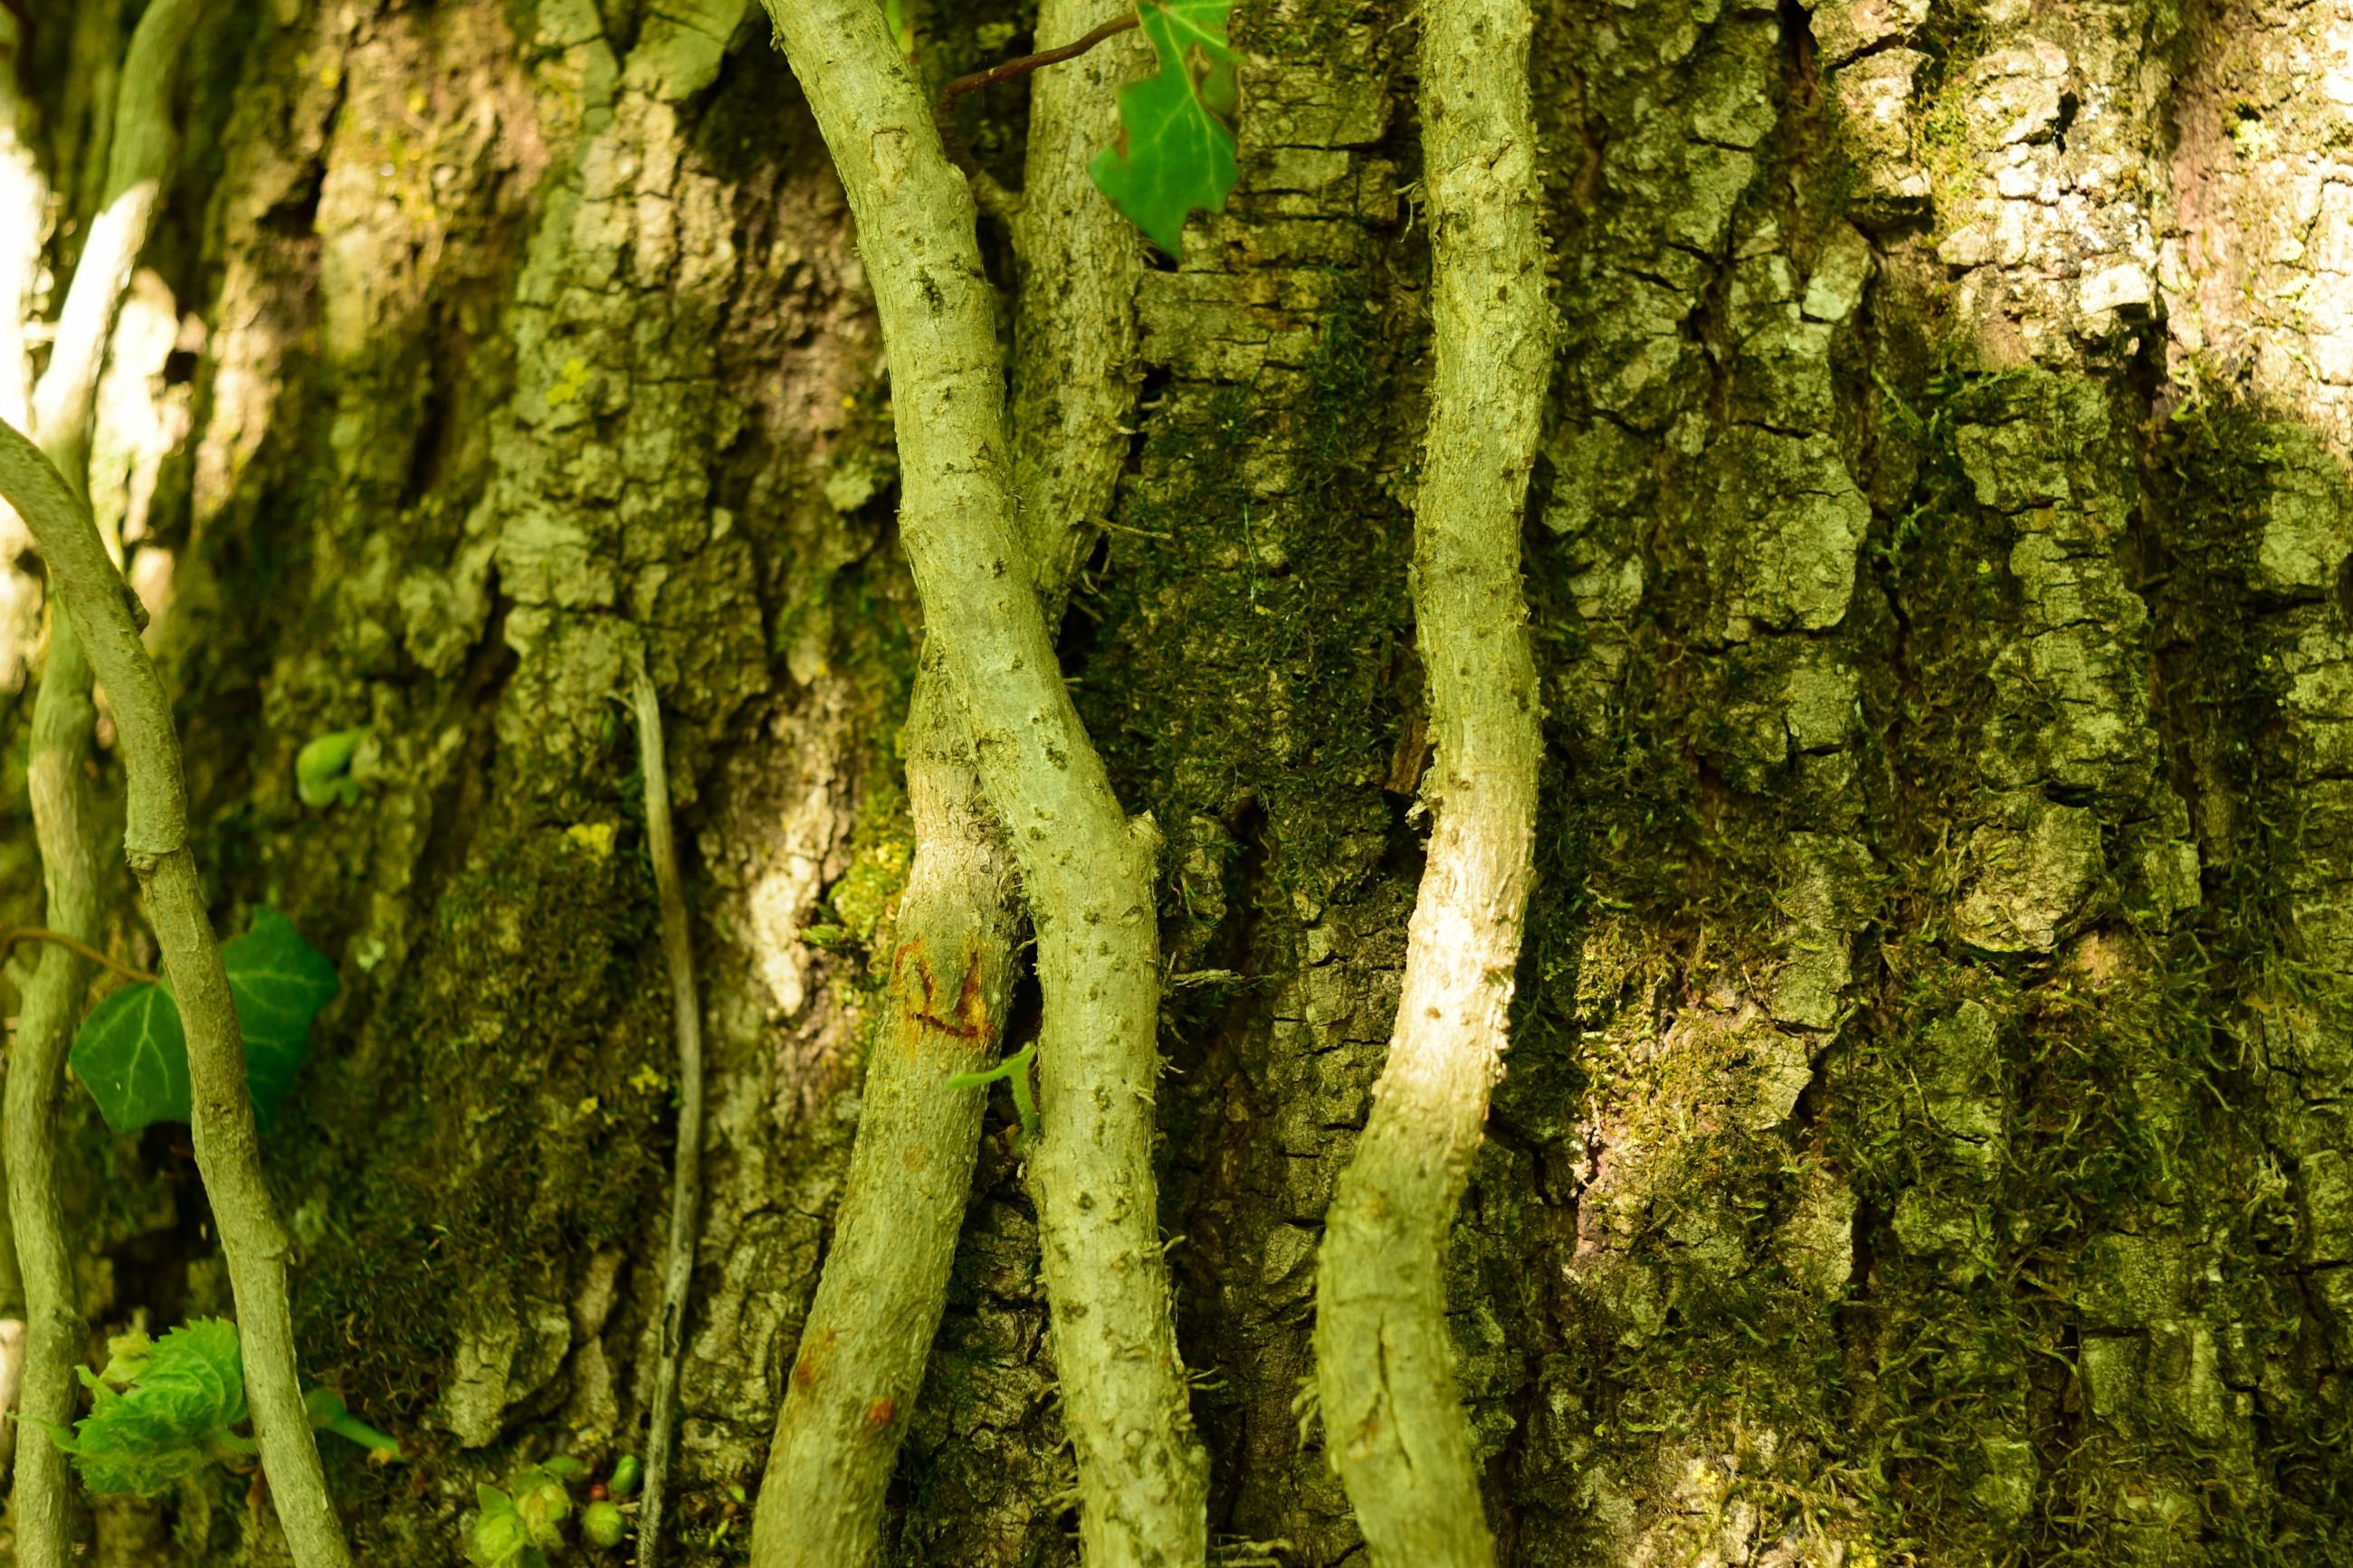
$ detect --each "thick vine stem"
[749,3,1143,1557]
[748,651,1020,1568]
[0,422,353,1568]
[761,6,1208,1563]
[630,645,706,1568]
[1310,0,1548,1560]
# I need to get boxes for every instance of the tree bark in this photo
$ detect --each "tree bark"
[3,0,2351,1564]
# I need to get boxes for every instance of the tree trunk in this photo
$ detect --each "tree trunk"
[1,0,2348,1563]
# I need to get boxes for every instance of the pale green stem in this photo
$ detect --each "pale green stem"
[747,1,1146,1560]
[1310,0,1551,1561]
[5,0,208,1554]
[757,4,1206,1563]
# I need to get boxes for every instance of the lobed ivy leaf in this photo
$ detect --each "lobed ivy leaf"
[34,1318,251,1497]
[69,910,338,1135]
[1089,0,1239,256]
[224,908,341,1129]
[68,981,189,1136]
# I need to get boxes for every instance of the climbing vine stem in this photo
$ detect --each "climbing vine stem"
[748,0,1146,1557]
[1,929,155,985]
[1310,0,1550,1559]
[760,2,1207,1562]
[932,11,1136,163]
[0,420,352,1568]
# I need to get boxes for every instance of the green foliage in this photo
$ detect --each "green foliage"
[471,1455,636,1564]
[581,1500,627,1550]
[468,1486,538,1568]
[296,727,368,808]
[34,1319,402,1501]
[70,908,338,1134]
[69,983,190,1139]
[34,1320,250,1497]
[1090,0,1238,255]
[225,908,343,1123]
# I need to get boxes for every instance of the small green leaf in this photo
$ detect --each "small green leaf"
[69,981,190,1135]
[94,1328,155,1390]
[946,1041,1041,1146]
[469,1485,538,1568]
[508,1465,574,1548]
[296,727,367,808]
[68,910,338,1134]
[42,1318,248,1497]
[1089,0,1239,255]
[223,908,340,1130]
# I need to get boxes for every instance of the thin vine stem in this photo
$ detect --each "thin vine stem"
[5,2,208,1557]
[1,928,155,985]
[932,11,1137,170]
[629,643,705,1568]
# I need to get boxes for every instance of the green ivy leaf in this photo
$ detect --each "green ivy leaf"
[508,1465,574,1547]
[68,980,190,1136]
[224,908,340,1130]
[68,910,338,1134]
[1089,0,1238,256]
[35,1318,250,1497]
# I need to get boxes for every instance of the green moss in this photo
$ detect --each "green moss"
[1076,279,1414,917]
[272,795,672,1433]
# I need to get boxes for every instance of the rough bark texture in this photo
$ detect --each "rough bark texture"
[5,1,2353,1565]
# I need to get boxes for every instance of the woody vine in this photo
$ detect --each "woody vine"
[0,2,1548,1566]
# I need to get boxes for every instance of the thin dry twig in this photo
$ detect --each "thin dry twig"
[932,12,1138,169]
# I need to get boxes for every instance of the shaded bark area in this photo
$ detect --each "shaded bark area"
[2,0,2352,1565]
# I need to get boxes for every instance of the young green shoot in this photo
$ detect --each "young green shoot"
[945,1041,1041,1145]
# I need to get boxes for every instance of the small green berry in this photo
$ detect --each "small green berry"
[609,1454,642,1497]
[582,1500,627,1550]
